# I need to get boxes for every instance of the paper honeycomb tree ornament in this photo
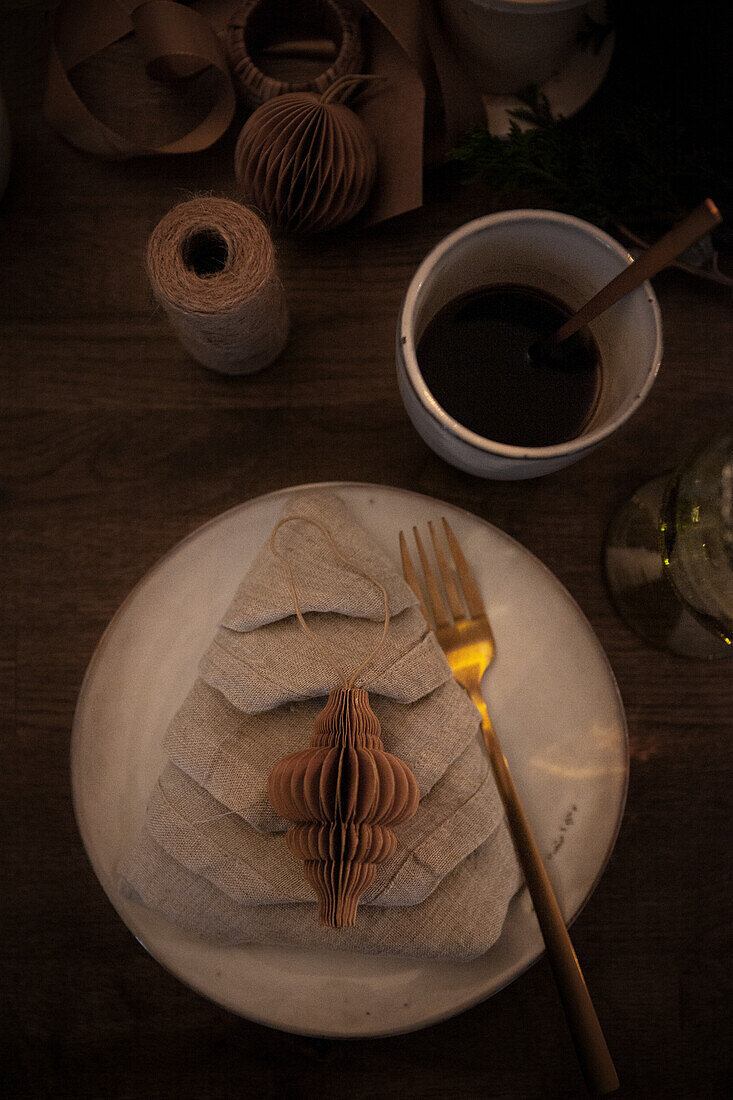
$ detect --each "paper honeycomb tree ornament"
[268,685,419,928]
[265,514,420,928]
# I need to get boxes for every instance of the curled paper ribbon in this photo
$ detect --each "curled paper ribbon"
[43,0,236,158]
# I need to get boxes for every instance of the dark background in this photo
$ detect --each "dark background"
[1,2,731,1097]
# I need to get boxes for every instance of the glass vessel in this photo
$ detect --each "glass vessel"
[604,426,733,658]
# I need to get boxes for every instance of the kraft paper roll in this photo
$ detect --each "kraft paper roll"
[146,197,289,375]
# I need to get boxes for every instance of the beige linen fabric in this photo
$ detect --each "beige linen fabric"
[118,489,522,958]
[222,490,416,630]
[121,828,520,960]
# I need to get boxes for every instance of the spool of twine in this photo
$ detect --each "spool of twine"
[146,197,289,375]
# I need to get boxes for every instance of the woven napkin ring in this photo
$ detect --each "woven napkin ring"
[226,0,362,110]
[266,515,420,929]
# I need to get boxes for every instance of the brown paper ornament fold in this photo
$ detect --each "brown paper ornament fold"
[268,686,420,928]
[226,0,363,109]
[234,80,377,233]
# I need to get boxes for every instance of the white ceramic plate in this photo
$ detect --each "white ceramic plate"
[71,482,628,1037]
[483,3,615,137]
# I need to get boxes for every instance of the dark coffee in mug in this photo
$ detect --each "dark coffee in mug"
[416,284,601,448]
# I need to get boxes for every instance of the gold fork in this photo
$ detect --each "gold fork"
[400,519,619,1096]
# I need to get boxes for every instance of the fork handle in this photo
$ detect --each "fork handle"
[472,695,620,1095]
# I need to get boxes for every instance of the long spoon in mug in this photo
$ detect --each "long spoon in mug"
[529,199,722,363]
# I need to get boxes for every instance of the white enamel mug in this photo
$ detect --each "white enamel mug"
[438,0,592,94]
[396,210,663,480]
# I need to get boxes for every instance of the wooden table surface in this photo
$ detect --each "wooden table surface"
[1,5,731,1098]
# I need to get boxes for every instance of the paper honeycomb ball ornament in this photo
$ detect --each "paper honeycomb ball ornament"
[234,81,377,234]
[268,686,420,928]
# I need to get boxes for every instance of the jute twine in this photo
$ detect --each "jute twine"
[146,196,289,375]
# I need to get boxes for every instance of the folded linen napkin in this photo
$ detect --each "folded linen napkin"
[118,490,522,959]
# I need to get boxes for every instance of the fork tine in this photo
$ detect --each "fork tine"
[428,521,466,622]
[399,531,430,626]
[413,526,451,628]
[442,518,486,617]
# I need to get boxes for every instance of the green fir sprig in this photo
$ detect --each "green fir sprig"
[449,92,729,235]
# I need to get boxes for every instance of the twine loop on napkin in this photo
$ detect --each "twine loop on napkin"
[269,515,390,690]
[146,196,289,374]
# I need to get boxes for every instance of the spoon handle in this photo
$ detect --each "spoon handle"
[547,199,722,348]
